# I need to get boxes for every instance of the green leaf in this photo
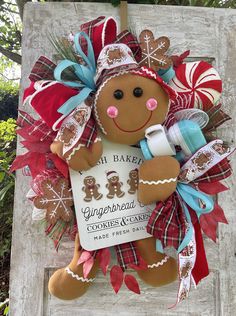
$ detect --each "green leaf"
[4,305,9,315]
[0,182,14,201]
[0,171,5,182]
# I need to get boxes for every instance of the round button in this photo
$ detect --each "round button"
[133,87,143,97]
[113,89,124,100]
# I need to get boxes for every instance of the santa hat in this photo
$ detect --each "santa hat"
[95,43,177,102]
[106,171,118,179]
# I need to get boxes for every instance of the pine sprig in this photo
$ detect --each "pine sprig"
[48,33,79,82]
[48,32,77,63]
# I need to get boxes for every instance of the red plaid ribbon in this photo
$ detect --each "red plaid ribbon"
[17,110,35,127]
[79,116,98,148]
[147,193,187,250]
[115,242,140,270]
[195,158,232,183]
[17,110,56,142]
[204,103,231,132]
[115,30,142,62]
[29,56,56,82]
[80,16,105,56]
[147,156,232,250]
[80,16,141,62]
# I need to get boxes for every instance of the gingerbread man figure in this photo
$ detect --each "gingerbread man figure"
[127,168,139,194]
[82,176,103,202]
[105,171,125,199]
[49,42,179,300]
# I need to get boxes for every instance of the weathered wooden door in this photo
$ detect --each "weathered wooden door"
[10,3,236,316]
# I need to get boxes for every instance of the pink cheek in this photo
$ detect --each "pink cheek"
[107,106,118,118]
[146,98,158,111]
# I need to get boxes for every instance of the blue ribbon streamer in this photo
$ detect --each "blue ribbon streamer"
[176,183,214,253]
[54,32,96,116]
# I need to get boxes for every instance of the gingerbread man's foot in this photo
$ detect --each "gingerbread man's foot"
[117,191,125,198]
[48,234,98,300]
[135,237,177,287]
[84,197,92,202]
[95,193,103,200]
[138,156,180,205]
[128,189,136,194]
[107,194,114,199]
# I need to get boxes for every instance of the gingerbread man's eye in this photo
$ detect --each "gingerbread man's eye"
[133,87,143,97]
[113,89,124,100]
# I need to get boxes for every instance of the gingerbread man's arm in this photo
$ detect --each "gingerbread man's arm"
[51,137,103,172]
[138,156,180,205]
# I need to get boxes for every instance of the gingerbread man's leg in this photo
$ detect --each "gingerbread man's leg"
[116,187,125,198]
[48,234,98,300]
[106,186,115,199]
[135,237,177,286]
[93,187,103,200]
[128,187,136,194]
[84,193,92,202]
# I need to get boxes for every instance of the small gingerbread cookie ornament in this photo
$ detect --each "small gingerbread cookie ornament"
[33,178,73,225]
[139,30,172,71]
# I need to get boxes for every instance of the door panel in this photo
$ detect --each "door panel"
[10,3,236,315]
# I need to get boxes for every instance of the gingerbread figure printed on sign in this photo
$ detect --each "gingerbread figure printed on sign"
[105,171,125,199]
[127,168,139,194]
[82,176,103,202]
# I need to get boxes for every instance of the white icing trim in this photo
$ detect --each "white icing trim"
[23,80,58,108]
[65,267,95,283]
[139,178,177,185]
[147,255,169,269]
[66,137,101,162]
[101,17,118,48]
[52,113,67,131]
[23,80,75,131]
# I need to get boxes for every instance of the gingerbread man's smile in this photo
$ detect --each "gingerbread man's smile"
[112,111,153,133]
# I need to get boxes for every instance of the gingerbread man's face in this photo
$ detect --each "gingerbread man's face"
[109,176,119,183]
[84,176,95,186]
[94,73,169,145]
[130,170,138,179]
